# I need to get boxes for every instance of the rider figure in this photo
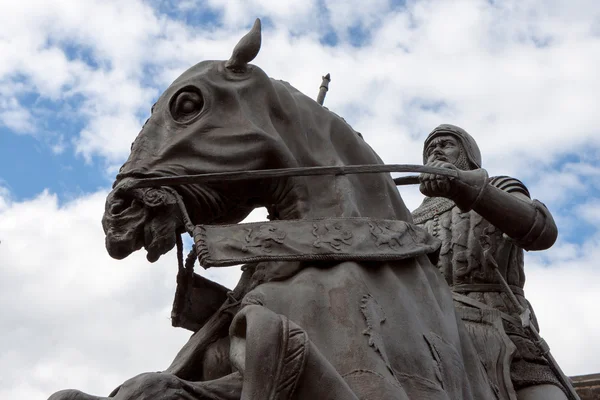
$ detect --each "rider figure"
[413,124,568,400]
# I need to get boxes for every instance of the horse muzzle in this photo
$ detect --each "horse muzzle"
[102,183,148,260]
[102,180,183,262]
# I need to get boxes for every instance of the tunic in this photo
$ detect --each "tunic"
[412,176,562,391]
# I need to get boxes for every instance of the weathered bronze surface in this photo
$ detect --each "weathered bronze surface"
[48,19,576,400]
[413,124,574,400]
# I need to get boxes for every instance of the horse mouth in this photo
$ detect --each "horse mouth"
[103,202,147,259]
[102,173,247,262]
[102,182,184,262]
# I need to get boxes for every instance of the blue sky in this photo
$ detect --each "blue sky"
[1,1,599,398]
[0,126,104,201]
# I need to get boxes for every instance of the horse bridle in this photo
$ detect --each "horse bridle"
[128,163,459,240]
[126,163,459,276]
[125,164,459,310]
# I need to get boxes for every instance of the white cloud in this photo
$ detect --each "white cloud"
[323,0,392,38]
[0,185,11,212]
[0,190,188,397]
[576,200,600,225]
[0,96,35,133]
[3,0,598,168]
[525,235,600,375]
[0,0,176,159]
[528,170,587,206]
[50,135,67,155]
[202,0,320,29]
[0,188,265,398]
[565,162,600,178]
[75,112,149,164]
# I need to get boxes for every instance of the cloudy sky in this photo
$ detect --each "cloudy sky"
[1,0,599,398]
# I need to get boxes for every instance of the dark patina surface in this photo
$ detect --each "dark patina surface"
[414,124,573,400]
[48,19,575,400]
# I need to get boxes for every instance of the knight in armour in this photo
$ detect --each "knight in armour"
[413,124,567,400]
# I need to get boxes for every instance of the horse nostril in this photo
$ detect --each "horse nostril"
[109,198,129,215]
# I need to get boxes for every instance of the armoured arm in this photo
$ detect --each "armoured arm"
[449,170,558,251]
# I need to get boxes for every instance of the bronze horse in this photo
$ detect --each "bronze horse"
[49,20,501,400]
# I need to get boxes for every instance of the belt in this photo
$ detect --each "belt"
[452,292,522,327]
[452,283,524,297]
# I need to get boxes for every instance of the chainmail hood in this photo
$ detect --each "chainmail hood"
[423,124,482,169]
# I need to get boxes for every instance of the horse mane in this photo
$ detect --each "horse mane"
[265,78,413,222]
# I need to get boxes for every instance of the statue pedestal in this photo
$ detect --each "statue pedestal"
[571,373,600,400]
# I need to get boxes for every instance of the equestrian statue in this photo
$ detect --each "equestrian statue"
[49,19,576,400]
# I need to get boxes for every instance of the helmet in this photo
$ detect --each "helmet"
[423,124,481,168]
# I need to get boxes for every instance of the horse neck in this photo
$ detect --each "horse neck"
[272,173,411,222]
[267,126,411,221]
[264,80,412,222]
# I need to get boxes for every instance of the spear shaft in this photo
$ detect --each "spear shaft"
[316,73,331,106]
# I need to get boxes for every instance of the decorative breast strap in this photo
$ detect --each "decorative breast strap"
[193,218,441,268]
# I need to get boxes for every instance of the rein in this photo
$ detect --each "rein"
[126,164,459,189]
[163,187,197,277]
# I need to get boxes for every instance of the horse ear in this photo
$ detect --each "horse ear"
[225,18,262,71]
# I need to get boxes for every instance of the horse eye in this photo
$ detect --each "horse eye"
[170,89,204,123]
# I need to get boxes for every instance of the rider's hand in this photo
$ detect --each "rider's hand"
[419,161,459,199]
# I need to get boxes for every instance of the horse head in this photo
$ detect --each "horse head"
[102,19,411,263]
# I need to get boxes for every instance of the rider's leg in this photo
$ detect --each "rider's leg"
[230,304,361,400]
[516,383,568,400]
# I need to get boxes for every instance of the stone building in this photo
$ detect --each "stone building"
[572,373,600,400]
